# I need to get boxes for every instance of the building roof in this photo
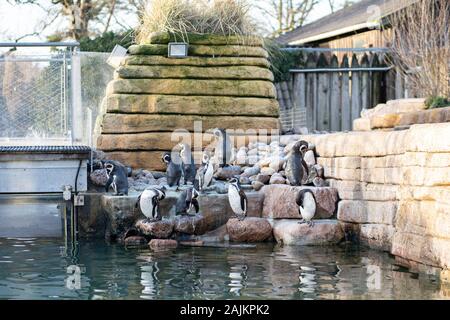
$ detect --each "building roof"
[276,0,420,46]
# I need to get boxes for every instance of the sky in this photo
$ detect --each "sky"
[0,0,350,43]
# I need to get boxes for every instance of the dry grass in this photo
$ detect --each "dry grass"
[136,0,257,44]
[388,0,450,98]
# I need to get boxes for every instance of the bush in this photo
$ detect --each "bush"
[425,96,450,109]
[266,44,305,83]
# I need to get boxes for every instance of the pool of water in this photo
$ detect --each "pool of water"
[0,238,448,300]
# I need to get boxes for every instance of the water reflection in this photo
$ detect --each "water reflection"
[0,238,447,300]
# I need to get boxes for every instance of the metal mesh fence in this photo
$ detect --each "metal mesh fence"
[0,51,70,144]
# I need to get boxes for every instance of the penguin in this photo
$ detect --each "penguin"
[104,160,129,196]
[284,141,309,186]
[228,177,248,221]
[162,152,183,188]
[296,189,317,227]
[136,186,166,222]
[175,187,200,216]
[212,128,232,168]
[178,143,196,185]
[195,152,214,191]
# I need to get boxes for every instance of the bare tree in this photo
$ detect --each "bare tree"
[389,0,450,98]
[7,0,141,40]
[327,0,354,13]
[252,0,318,37]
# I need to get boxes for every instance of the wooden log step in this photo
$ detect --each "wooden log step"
[127,44,269,58]
[105,94,279,117]
[97,132,282,151]
[100,114,280,134]
[123,55,271,69]
[115,65,274,81]
[142,32,265,46]
[106,79,276,98]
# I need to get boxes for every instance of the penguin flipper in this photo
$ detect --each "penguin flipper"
[192,199,200,213]
[239,189,248,213]
[135,194,142,209]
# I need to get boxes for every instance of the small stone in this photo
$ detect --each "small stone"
[242,165,260,177]
[304,150,316,166]
[252,181,265,191]
[257,157,272,167]
[136,219,174,239]
[247,148,259,156]
[249,175,258,183]
[269,173,286,185]
[149,239,178,250]
[214,181,228,194]
[256,174,270,184]
[313,164,324,177]
[124,236,148,247]
[151,171,166,179]
[247,155,260,165]
[214,165,242,180]
[235,148,248,165]
[226,217,273,242]
[269,157,285,172]
[239,176,251,185]
[89,169,109,186]
[313,177,326,187]
[261,167,276,176]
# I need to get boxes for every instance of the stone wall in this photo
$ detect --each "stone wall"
[96,33,280,171]
[286,100,450,273]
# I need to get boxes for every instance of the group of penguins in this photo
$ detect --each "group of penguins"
[102,129,318,227]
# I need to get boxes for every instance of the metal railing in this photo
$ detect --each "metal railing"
[0,42,82,145]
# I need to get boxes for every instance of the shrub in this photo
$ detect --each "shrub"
[425,96,450,109]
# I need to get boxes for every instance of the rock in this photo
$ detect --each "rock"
[124,236,148,247]
[173,215,208,235]
[337,200,397,225]
[226,217,272,242]
[272,219,344,245]
[304,150,316,166]
[214,165,242,180]
[313,177,326,187]
[149,239,178,250]
[260,167,276,176]
[269,157,284,172]
[247,155,261,165]
[143,32,265,46]
[262,185,338,219]
[360,224,396,252]
[235,148,248,165]
[269,173,286,185]
[313,164,324,177]
[252,181,265,191]
[239,176,251,185]
[136,219,174,239]
[90,169,109,186]
[214,181,228,194]
[256,174,270,184]
[242,165,260,177]
[102,195,142,239]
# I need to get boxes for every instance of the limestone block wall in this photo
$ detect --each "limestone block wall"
[96,33,280,171]
[294,120,450,272]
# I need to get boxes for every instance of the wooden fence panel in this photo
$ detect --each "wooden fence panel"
[329,55,341,131]
[317,53,330,131]
[351,54,361,122]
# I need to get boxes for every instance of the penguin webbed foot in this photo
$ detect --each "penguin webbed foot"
[308,220,314,227]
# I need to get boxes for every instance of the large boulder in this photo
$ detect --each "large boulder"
[272,219,344,246]
[226,217,272,242]
[173,215,208,235]
[262,185,338,219]
[102,195,141,240]
[136,219,174,239]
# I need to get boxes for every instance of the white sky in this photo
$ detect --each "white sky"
[0,0,350,43]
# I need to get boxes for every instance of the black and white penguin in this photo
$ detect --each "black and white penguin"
[136,186,166,222]
[162,152,183,188]
[284,141,309,186]
[228,177,248,221]
[179,143,196,185]
[212,128,232,168]
[104,160,129,196]
[296,189,317,227]
[175,187,200,216]
[195,152,214,191]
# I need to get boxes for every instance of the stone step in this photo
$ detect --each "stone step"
[141,32,265,46]
[106,79,277,98]
[115,65,274,81]
[272,219,344,246]
[105,94,279,117]
[123,55,271,69]
[100,114,280,134]
[128,44,269,58]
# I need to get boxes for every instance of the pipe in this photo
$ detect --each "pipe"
[0,42,80,48]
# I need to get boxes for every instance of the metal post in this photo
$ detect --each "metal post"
[71,47,83,145]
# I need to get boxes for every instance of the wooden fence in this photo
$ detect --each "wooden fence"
[277,50,412,133]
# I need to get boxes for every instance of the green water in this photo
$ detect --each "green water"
[0,238,447,300]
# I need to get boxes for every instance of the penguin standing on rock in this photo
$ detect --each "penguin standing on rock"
[175,187,200,216]
[296,189,317,227]
[104,160,129,196]
[212,128,232,168]
[195,152,214,191]
[284,141,309,186]
[228,177,248,221]
[162,152,183,189]
[136,186,166,222]
[179,143,196,185]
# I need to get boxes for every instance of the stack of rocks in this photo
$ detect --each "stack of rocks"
[96,32,279,171]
